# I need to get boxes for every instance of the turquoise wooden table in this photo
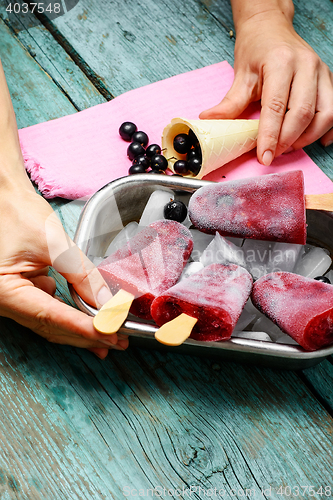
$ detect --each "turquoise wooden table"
[0,1,333,498]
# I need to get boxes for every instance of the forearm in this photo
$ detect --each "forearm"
[230,0,294,30]
[0,60,34,191]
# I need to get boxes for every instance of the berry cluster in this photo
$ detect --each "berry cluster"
[119,122,169,175]
[173,131,202,176]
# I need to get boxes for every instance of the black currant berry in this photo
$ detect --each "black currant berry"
[119,122,137,141]
[194,144,202,160]
[132,154,150,169]
[132,131,149,147]
[146,144,162,158]
[188,129,199,147]
[173,134,192,154]
[147,169,166,175]
[187,150,199,161]
[164,200,188,223]
[173,160,189,176]
[127,142,146,160]
[150,154,168,171]
[314,276,331,284]
[129,164,147,175]
[188,157,202,176]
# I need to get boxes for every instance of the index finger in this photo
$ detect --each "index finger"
[258,65,294,165]
[0,274,119,347]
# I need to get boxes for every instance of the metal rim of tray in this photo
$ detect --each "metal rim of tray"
[70,173,333,365]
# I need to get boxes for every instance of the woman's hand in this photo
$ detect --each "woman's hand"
[0,182,129,359]
[200,4,333,165]
[0,59,127,359]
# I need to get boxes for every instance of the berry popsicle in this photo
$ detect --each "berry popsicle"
[151,263,253,345]
[188,170,307,244]
[251,272,333,351]
[94,220,193,333]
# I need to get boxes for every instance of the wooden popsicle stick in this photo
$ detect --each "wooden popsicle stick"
[305,193,333,211]
[155,313,198,346]
[93,289,135,334]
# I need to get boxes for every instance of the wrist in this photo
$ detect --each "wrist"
[0,156,35,193]
[231,0,294,31]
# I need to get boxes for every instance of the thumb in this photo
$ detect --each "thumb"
[199,76,254,119]
[45,212,112,310]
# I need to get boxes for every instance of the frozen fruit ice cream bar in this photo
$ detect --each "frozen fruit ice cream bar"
[188,170,306,244]
[151,263,253,342]
[251,272,333,351]
[98,220,193,320]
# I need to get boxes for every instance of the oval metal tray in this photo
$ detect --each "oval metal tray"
[70,174,333,370]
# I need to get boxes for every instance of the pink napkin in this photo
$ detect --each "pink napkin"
[19,61,332,199]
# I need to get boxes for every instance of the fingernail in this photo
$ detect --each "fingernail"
[97,286,113,307]
[324,140,333,147]
[283,147,294,154]
[262,150,273,166]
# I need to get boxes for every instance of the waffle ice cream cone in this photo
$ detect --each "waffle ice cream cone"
[162,118,259,178]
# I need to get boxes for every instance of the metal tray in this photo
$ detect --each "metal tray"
[71,174,333,370]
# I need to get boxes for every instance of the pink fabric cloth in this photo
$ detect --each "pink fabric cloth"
[19,61,333,199]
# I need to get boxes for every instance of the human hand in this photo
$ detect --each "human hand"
[200,8,333,165]
[0,183,129,359]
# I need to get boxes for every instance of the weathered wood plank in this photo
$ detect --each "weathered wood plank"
[0,5,107,110]
[51,0,236,96]
[1,332,331,499]
[302,359,333,413]
[0,18,77,128]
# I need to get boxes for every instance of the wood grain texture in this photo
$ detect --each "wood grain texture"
[0,0,333,497]
[305,193,333,210]
[0,4,108,109]
[52,0,236,96]
[1,322,333,499]
[0,18,77,128]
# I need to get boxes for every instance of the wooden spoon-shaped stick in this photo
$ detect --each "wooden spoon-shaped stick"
[155,313,198,346]
[305,193,333,211]
[93,289,135,334]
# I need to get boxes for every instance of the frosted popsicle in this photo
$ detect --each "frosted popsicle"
[151,263,253,342]
[251,272,333,351]
[98,219,193,321]
[188,171,307,244]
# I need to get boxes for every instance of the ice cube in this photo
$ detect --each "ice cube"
[244,297,261,317]
[190,229,215,262]
[232,309,256,332]
[252,316,283,341]
[225,237,244,247]
[92,256,105,267]
[293,246,332,278]
[200,233,246,267]
[242,239,274,279]
[105,221,140,257]
[180,261,204,280]
[139,189,174,227]
[181,214,192,228]
[232,330,272,342]
[270,242,303,273]
[324,269,333,284]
